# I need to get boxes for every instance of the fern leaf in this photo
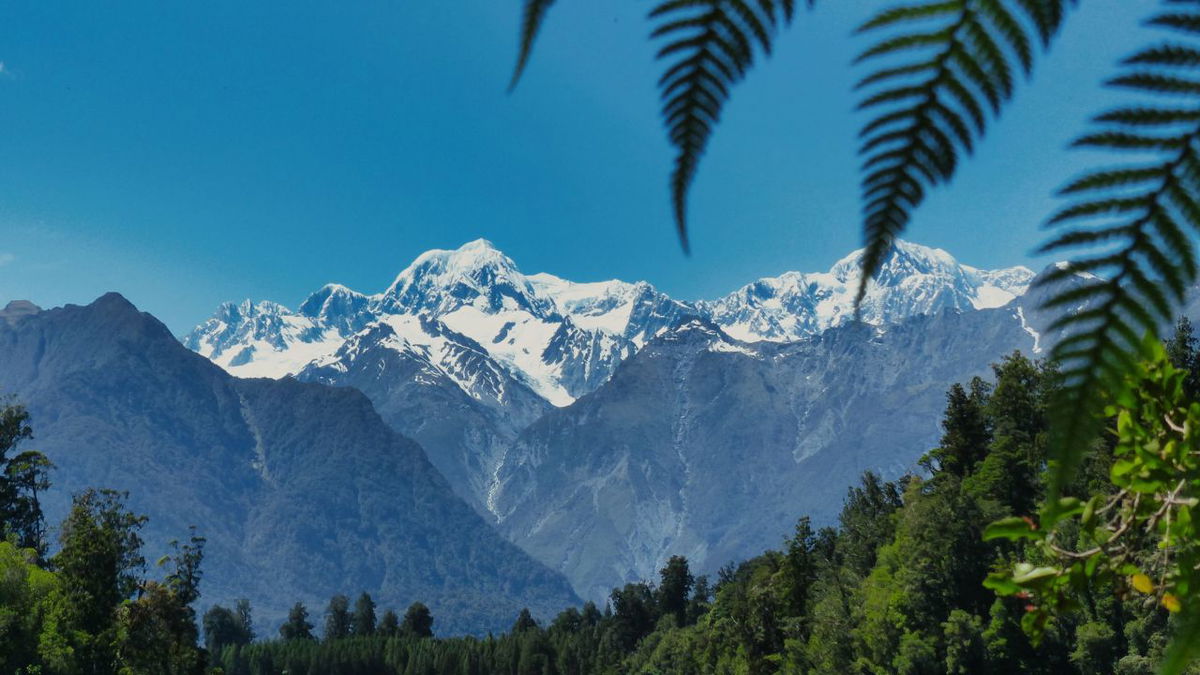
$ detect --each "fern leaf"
[650,0,810,251]
[1037,3,1200,544]
[854,0,1075,308]
[509,0,558,92]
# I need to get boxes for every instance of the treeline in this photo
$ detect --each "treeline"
[6,334,1200,673]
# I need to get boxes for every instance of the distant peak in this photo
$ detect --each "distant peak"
[459,238,498,251]
[0,299,41,325]
[93,291,137,310]
[3,299,41,314]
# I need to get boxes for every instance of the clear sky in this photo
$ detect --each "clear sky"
[0,1,1160,334]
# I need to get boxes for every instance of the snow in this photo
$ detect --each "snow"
[184,238,1049,410]
[440,306,573,406]
[971,285,1019,309]
[214,328,343,379]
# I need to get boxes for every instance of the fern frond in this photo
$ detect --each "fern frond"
[650,0,810,252]
[854,0,1075,307]
[509,0,558,92]
[1038,3,1200,529]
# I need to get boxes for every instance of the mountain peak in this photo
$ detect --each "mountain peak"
[381,240,557,319]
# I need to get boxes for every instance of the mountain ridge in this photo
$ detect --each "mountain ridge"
[0,293,580,634]
[184,238,1034,405]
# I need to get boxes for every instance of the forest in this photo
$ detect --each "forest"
[6,320,1200,674]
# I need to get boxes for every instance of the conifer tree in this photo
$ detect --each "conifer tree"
[511,607,539,633]
[922,380,991,479]
[279,602,314,641]
[378,609,400,637]
[656,555,693,624]
[323,594,351,641]
[352,591,376,636]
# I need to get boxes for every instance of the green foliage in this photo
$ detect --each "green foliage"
[0,540,59,673]
[51,488,149,673]
[655,555,694,624]
[353,592,377,637]
[401,602,435,639]
[0,400,53,558]
[986,339,1200,673]
[204,600,255,655]
[1036,1,1200,510]
[325,594,352,641]
[854,0,1073,304]
[280,602,315,641]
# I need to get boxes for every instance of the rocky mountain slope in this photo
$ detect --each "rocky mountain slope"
[489,306,1044,600]
[0,295,578,634]
[185,239,1034,524]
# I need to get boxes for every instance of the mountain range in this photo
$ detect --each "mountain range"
[177,239,1073,602]
[0,295,579,634]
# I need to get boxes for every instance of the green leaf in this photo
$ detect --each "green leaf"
[983,516,1045,542]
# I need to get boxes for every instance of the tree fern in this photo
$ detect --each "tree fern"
[854,0,1073,306]
[509,0,558,91]
[1038,2,1200,516]
[650,0,805,252]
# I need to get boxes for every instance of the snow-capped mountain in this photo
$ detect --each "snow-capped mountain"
[184,238,1032,403]
[703,239,1034,342]
[184,240,663,406]
[183,238,1044,537]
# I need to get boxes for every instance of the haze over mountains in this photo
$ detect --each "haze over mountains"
[178,239,1065,601]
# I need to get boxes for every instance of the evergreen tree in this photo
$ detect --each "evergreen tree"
[323,594,351,640]
[279,602,314,641]
[512,607,539,633]
[352,591,376,636]
[609,582,657,651]
[656,555,693,624]
[837,471,903,577]
[922,379,991,479]
[685,575,710,626]
[378,609,400,637]
[50,488,148,674]
[401,601,434,639]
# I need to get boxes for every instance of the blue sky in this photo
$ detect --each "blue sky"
[0,1,1158,333]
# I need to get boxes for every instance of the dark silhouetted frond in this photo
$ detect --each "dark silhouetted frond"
[650,0,810,252]
[854,0,1074,307]
[509,0,558,92]
[1037,3,1200,533]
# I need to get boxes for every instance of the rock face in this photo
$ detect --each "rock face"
[0,293,578,634]
[183,239,1032,524]
[489,309,1041,601]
